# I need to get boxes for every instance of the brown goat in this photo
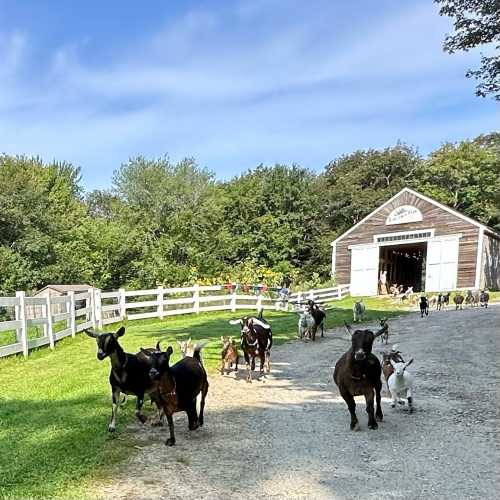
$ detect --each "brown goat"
[333,322,388,431]
[220,336,239,374]
[381,346,405,391]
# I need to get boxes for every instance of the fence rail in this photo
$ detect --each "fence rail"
[0,283,350,358]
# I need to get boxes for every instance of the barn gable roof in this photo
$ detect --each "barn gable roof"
[331,187,498,246]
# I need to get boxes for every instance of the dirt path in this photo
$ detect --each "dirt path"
[96,305,499,500]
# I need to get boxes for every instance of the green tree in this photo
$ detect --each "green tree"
[323,144,422,235]
[415,139,500,228]
[435,0,500,99]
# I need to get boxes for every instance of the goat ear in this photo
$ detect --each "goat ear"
[390,359,397,369]
[139,348,151,359]
[344,322,353,336]
[188,337,192,345]
[166,346,173,357]
[156,341,161,351]
[220,336,224,342]
[229,319,242,326]
[114,326,125,338]
[374,323,388,338]
[85,329,98,338]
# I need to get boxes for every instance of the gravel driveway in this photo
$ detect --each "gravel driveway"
[95,305,499,500]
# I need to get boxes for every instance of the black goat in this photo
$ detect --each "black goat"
[86,326,159,432]
[419,296,429,318]
[306,299,326,340]
[140,343,209,446]
[229,316,272,382]
[333,322,387,431]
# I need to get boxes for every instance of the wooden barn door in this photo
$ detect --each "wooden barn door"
[425,237,459,292]
[350,245,379,296]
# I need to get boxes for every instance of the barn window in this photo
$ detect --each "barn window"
[376,231,432,243]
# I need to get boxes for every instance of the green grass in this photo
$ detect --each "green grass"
[0,298,406,499]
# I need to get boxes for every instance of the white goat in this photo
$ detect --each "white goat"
[177,338,206,359]
[387,358,414,413]
[352,299,365,322]
[298,310,315,340]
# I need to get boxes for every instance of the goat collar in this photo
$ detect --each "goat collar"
[159,371,177,398]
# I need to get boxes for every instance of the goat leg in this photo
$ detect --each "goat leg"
[365,390,378,430]
[199,381,209,426]
[340,389,359,431]
[407,388,414,413]
[374,381,383,422]
[109,387,121,432]
[187,403,200,430]
[165,414,176,446]
[135,395,147,424]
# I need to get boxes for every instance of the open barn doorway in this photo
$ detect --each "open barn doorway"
[379,243,427,293]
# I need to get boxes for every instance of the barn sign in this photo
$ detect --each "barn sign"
[385,205,423,225]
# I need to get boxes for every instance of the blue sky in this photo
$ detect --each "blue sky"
[0,0,498,191]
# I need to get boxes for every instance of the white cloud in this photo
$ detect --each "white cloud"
[0,0,497,190]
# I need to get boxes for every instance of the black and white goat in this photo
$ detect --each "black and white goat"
[305,299,326,340]
[480,290,490,308]
[229,316,272,382]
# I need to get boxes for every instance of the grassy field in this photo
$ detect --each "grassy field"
[0,296,416,499]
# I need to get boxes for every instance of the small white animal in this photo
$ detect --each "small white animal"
[177,338,206,359]
[353,299,365,322]
[388,358,414,413]
[298,310,315,340]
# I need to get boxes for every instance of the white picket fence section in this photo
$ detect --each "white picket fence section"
[0,283,350,358]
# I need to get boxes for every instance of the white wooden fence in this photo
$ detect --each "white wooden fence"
[0,283,350,358]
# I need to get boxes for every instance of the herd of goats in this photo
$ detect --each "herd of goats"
[85,289,491,445]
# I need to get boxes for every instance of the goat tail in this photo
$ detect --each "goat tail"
[193,343,205,364]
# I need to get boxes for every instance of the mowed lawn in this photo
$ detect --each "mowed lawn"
[0,297,408,499]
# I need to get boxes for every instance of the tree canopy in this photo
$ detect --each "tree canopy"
[0,133,498,294]
[435,0,500,99]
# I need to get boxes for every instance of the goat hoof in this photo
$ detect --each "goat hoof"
[376,414,383,422]
[409,407,414,414]
[108,425,116,433]
[391,403,396,408]
[137,415,147,424]
[350,422,360,431]
[368,422,378,430]
[151,421,164,427]
[165,438,176,446]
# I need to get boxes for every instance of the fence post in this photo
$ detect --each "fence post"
[193,284,200,314]
[157,286,164,319]
[89,288,96,329]
[230,287,237,312]
[68,291,76,336]
[46,294,55,348]
[256,293,262,312]
[97,289,103,329]
[15,291,28,358]
[119,288,126,321]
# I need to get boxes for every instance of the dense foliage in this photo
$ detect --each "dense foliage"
[0,134,498,294]
[435,0,500,99]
